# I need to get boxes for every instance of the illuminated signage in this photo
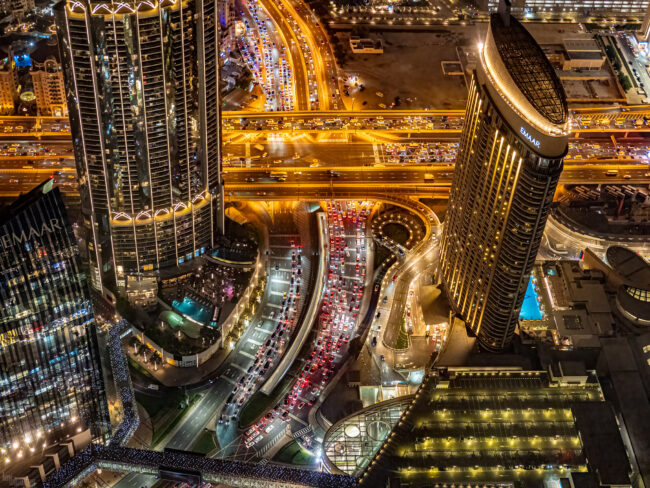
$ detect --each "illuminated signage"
[520,126,540,148]
[0,219,63,250]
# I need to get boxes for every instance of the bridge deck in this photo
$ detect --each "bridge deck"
[44,445,357,488]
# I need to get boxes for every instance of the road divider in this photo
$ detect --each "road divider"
[260,211,328,395]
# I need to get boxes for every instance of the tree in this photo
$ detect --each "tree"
[348,336,363,358]
[619,73,632,92]
[151,350,162,364]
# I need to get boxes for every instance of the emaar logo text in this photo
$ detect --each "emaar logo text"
[520,126,540,148]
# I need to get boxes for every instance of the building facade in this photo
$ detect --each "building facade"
[0,180,110,462]
[485,0,649,21]
[30,58,68,116]
[55,0,223,295]
[439,5,568,352]
[0,62,16,115]
[0,0,36,19]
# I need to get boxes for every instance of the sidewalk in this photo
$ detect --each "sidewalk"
[127,340,232,388]
[126,403,153,449]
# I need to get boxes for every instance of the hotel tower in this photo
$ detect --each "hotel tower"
[55,0,223,294]
[439,1,568,351]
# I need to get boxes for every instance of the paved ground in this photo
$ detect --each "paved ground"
[337,30,469,110]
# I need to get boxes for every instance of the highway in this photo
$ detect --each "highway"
[7,108,650,145]
[281,0,340,109]
[240,0,295,111]
[0,160,647,199]
[255,0,311,110]
[5,106,650,133]
[3,136,650,169]
[222,163,650,184]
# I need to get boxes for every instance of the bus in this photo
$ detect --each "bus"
[270,171,288,181]
[605,169,618,177]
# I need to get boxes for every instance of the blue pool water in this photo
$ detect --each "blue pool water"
[519,277,544,320]
[172,297,212,325]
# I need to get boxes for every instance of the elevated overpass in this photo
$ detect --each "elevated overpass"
[43,442,356,488]
[0,162,646,200]
[5,105,650,142]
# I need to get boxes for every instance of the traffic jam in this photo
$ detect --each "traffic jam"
[239,0,295,111]
[219,239,304,424]
[244,202,370,452]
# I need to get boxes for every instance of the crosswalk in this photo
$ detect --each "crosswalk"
[232,362,248,373]
[239,351,256,360]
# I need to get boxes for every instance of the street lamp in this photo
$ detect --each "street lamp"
[351,96,359,112]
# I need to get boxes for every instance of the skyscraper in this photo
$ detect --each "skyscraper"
[0,179,110,462]
[439,2,568,352]
[55,0,223,295]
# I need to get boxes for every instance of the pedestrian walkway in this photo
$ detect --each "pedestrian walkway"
[126,341,230,388]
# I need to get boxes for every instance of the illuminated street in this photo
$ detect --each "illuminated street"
[0,0,649,486]
[238,202,371,458]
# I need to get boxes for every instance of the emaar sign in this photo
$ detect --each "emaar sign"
[0,218,62,251]
[520,126,540,148]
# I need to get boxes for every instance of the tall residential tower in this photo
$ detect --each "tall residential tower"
[0,180,110,462]
[439,3,568,351]
[55,0,223,296]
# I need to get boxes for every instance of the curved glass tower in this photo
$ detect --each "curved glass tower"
[439,4,568,352]
[55,0,223,293]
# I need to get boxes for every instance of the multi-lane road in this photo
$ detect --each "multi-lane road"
[0,151,647,199]
[256,0,311,110]
[10,106,650,141]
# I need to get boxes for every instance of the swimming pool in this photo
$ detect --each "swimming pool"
[172,297,212,325]
[519,276,544,320]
